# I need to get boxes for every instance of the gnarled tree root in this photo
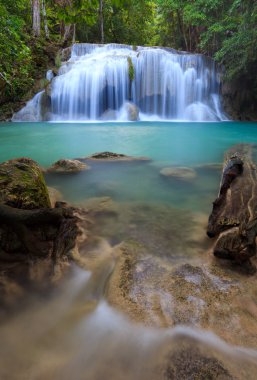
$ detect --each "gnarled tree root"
[0,202,79,261]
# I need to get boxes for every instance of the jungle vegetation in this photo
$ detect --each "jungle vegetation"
[0,0,256,110]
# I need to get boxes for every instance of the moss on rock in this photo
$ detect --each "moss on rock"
[127,56,135,81]
[0,157,51,209]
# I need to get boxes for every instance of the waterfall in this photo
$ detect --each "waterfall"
[13,43,228,122]
[12,91,44,122]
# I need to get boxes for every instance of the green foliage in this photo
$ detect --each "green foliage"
[0,1,33,100]
[155,0,257,104]
[0,0,256,112]
[55,52,62,69]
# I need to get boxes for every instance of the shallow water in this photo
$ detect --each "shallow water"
[0,121,257,213]
[0,121,257,379]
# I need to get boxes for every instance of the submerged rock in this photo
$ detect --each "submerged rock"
[194,163,223,171]
[48,159,90,173]
[0,157,51,209]
[160,166,197,180]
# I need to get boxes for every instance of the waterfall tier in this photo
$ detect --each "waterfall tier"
[13,43,228,122]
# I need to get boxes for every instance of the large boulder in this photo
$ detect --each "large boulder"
[0,157,80,306]
[0,157,51,209]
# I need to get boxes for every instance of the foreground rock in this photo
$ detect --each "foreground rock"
[207,144,257,273]
[0,157,51,209]
[160,166,196,180]
[48,159,90,173]
[0,158,81,305]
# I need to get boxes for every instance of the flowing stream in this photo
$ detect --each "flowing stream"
[0,121,257,379]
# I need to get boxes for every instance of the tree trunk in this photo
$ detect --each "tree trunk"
[72,23,76,44]
[63,24,71,43]
[99,0,104,44]
[176,10,188,51]
[32,0,41,37]
[41,0,49,39]
[0,203,78,259]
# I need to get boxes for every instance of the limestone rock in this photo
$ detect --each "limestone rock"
[40,90,51,120]
[195,163,223,171]
[164,347,235,380]
[0,157,51,209]
[207,144,257,273]
[61,47,72,62]
[160,166,196,180]
[124,102,139,121]
[80,151,150,162]
[48,159,90,173]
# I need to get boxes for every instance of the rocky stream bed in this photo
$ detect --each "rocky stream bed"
[0,149,257,380]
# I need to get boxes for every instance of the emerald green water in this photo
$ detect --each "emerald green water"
[1,121,257,164]
[0,121,256,165]
[1,121,257,213]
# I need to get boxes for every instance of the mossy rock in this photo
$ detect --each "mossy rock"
[0,157,51,209]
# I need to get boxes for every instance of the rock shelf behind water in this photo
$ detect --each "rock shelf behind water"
[78,151,151,162]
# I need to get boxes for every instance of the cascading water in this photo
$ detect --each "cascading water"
[12,43,228,122]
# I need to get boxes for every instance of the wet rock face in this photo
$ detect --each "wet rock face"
[61,47,72,62]
[0,157,51,209]
[164,347,235,380]
[207,145,257,273]
[108,244,239,328]
[48,159,90,173]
